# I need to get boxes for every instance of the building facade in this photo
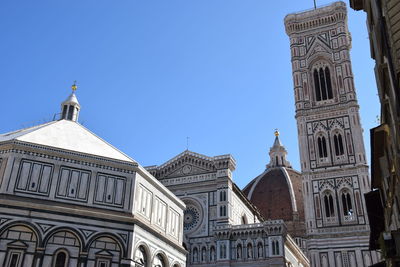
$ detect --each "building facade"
[284,2,381,266]
[350,0,400,265]
[146,150,309,267]
[0,91,187,267]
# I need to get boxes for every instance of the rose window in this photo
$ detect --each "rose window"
[183,205,200,231]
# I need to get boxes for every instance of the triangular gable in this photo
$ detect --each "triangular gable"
[0,120,135,163]
[147,150,235,179]
[306,38,332,59]
[7,240,28,248]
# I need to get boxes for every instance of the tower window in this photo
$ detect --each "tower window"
[341,191,353,216]
[62,105,68,119]
[334,133,344,156]
[324,193,335,217]
[314,66,333,101]
[67,106,74,120]
[317,136,328,158]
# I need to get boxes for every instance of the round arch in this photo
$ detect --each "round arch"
[133,241,151,267]
[0,220,42,246]
[85,232,126,257]
[43,227,84,252]
[151,250,169,267]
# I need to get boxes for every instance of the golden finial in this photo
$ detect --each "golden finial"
[71,81,77,92]
[274,129,280,137]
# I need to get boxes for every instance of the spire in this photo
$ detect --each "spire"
[60,82,80,122]
[267,130,291,168]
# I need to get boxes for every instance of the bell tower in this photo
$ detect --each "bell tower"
[285,2,380,266]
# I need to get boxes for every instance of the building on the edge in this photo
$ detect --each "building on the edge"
[243,131,307,252]
[0,88,187,267]
[284,2,381,266]
[146,150,310,267]
[350,0,400,265]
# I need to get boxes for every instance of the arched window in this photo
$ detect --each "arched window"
[334,133,344,156]
[54,251,68,267]
[342,191,353,216]
[317,136,328,158]
[314,66,333,101]
[324,193,335,217]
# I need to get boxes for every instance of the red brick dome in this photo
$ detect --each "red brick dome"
[243,131,305,237]
[243,167,304,222]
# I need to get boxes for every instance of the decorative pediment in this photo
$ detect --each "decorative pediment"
[312,121,329,133]
[306,38,332,59]
[146,150,236,180]
[328,118,345,129]
[7,240,28,248]
[318,179,335,191]
[317,32,331,48]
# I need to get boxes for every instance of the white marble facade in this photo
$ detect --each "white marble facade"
[0,93,186,267]
[147,150,309,267]
[284,2,381,266]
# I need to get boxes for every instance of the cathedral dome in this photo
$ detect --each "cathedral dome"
[243,131,305,237]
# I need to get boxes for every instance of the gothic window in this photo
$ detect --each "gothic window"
[313,66,333,101]
[317,136,328,158]
[324,192,335,217]
[333,133,344,156]
[54,251,68,267]
[341,190,353,216]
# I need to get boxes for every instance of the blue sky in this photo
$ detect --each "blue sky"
[0,0,379,188]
